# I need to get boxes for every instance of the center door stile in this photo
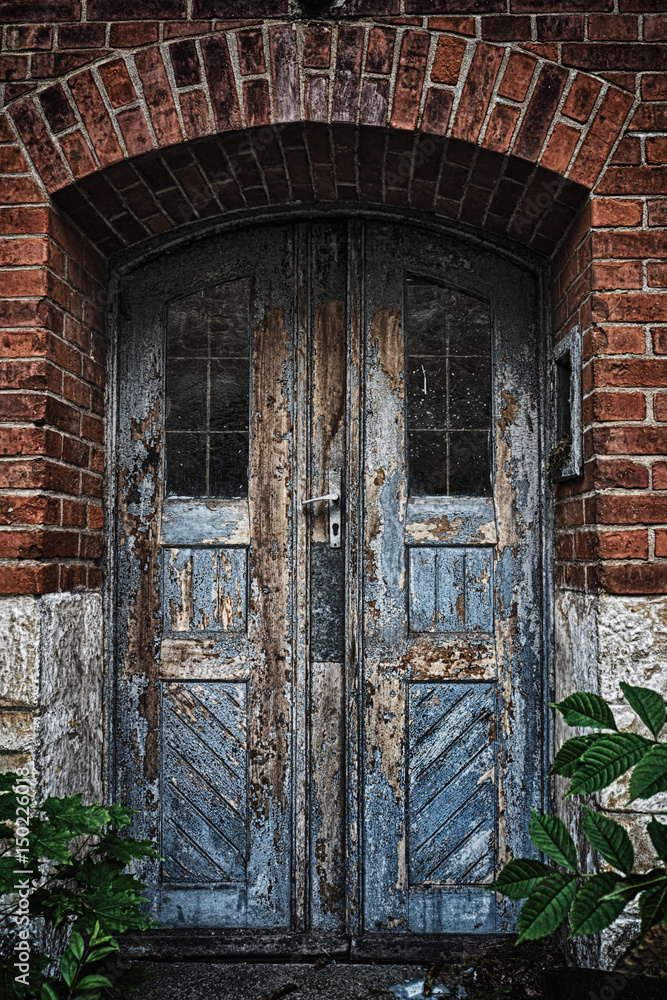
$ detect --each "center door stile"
[293,221,311,935]
[344,218,365,941]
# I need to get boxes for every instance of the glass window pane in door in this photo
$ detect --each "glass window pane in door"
[165,277,251,498]
[406,278,492,497]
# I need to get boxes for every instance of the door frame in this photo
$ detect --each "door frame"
[104,206,554,960]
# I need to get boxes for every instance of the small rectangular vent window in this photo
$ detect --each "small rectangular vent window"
[405,278,492,497]
[165,278,251,498]
[552,324,583,481]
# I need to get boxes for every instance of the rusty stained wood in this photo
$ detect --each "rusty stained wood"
[114,217,546,942]
[115,224,299,928]
[307,222,348,932]
[359,222,544,935]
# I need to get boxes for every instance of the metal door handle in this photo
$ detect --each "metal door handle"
[301,492,339,507]
[301,470,341,549]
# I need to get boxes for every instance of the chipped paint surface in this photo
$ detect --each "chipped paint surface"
[161,498,250,546]
[405,498,497,546]
[359,222,543,935]
[113,218,546,942]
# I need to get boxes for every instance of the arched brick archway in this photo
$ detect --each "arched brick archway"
[6,27,633,251]
[1,25,638,599]
[1,25,642,603]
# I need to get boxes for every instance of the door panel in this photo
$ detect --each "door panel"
[115,218,544,942]
[116,225,297,928]
[360,222,542,935]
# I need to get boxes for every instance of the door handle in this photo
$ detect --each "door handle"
[301,492,339,506]
[301,469,341,549]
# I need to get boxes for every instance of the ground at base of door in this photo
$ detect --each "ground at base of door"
[135,961,438,999]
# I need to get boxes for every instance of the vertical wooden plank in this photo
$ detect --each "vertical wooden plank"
[163,547,193,632]
[436,548,465,632]
[408,547,436,633]
[293,221,309,932]
[361,221,409,933]
[115,253,166,853]
[308,220,348,931]
[246,225,296,928]
[465,547,493,633]
[309,661,345,930]
[345,218,364,937]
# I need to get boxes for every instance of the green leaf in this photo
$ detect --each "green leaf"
[602,870,665,904]
[570,872,626,936]
[86,943,120,963]
[620,682,666,739]
[60,947,80,988]
[42,796,111,838]
[41,985,60,1000]
[582,808,634,875]
[639,879,667,936]
[648,817,667,863]
[550,734,607,778]
[75,974,113,990]
[489,858,553,899]
[106,803,136,828]
[529,810,578,871]
[567,733,651,796]
[517,873,577,942]
[0,771,24,825]
[98,830,161,864]
[551,693,617,731]
[629,745,667,802]
[69,930,85,962]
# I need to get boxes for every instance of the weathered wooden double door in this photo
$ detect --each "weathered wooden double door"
[115,218,544,942]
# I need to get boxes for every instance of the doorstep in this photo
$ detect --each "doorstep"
[134,961,433,1000]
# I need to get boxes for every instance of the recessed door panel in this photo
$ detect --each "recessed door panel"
[116,225,297,929]
[115,218,544,942]
[360,222,542,935]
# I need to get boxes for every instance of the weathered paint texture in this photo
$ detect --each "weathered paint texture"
[0,592,104,802]
[115,225,298,928]
[113,217,547,944]
[359,222,544,936]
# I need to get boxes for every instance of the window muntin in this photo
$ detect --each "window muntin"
[165,278,251,498]
[405,278,492,497]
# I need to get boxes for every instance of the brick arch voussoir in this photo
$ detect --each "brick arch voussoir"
[4,27,635,255]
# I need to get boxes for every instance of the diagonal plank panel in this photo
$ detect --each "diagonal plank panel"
[408,683,496,886]
[162,681,247,884]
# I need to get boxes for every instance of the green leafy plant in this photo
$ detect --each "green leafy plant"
[0,771,160,999]
[490,684,667,944]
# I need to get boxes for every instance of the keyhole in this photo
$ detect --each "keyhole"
[332,523,339,536]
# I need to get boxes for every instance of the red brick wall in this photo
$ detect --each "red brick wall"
[1,2,666,597]
[0,109,106,592]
